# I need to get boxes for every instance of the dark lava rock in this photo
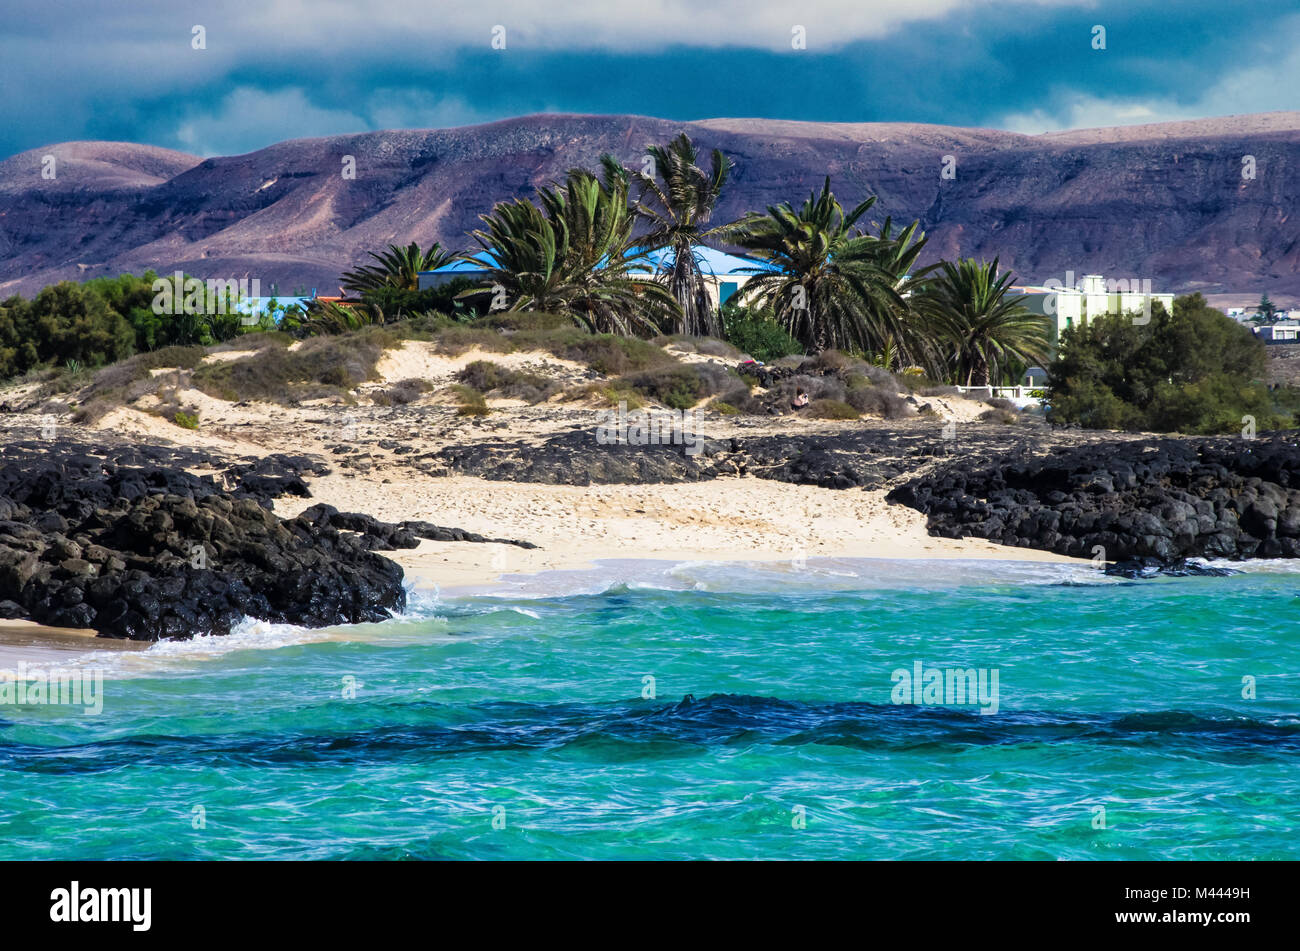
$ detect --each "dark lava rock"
[297,504,538,550]
[0,434,532,640]
[427,428,730,485]
[887,433,1300,567]
[417,423,1043,489]
[1105,558,1238,579]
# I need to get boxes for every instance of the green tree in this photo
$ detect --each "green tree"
[0,295,37,378]
[1047,294,1293,433]
[341,242,454,295]
[616,134,734,337]
[27,282,135,369]
[723,178,923,355]
[916,258,1049,386]
[466,168,679,335]
[1258,293,1277,321]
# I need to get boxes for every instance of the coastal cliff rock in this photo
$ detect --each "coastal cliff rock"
[886,434,1300,565]
[3,113,1297,301]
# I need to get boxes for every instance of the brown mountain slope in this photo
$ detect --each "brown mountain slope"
[0,112,1296,303]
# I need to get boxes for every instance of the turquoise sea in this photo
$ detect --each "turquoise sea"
[1,557,1297,860]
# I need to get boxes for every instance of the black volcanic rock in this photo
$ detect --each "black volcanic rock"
[0,433,534,640]
[297,503,537,550]
[886,434,1300,565]
[426,428,731,485]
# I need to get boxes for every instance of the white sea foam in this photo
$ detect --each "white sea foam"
[417,555,1127,601]
[1194,557,1300,574]
[3,554,1253,677]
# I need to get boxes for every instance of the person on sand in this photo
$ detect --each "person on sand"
[792,391,810,409]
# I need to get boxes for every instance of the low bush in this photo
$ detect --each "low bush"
[448,383,489,417]
[192,328,395,403]
[456,360,559,403]
[207,332,294,353]
[980,407,1020,425]
[617,362,738,410]
[561,382,645,409]
[652,334,742,359]
[844,385,912,419]
[371,378,432,406]
[137,345,208,370]
[804,399,860,420]
[719,303,803,362]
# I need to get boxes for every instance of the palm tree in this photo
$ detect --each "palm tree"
[466,169,679,335]
[720,178,917,354]
[617,134,733,337]
[917,258,1050,385]
[294,299,386,336]
[859,215,939,371]
[340,242,454,295]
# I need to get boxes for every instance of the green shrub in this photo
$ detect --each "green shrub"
[618,363,737,410]
[192,328,395,403]
[473,311,573,332]
[563,382,645,409]
[719,302,803,362]
[652,334,742,359]
[209,331,294,352]
[426,322,674,376]
[448,383,489,416]
[1047,295,1293,433]
[844,385,911,418]
[456,360,557,403]
[172,411,200,429]
[0,282,135,379]
[372,378,432,406]
[980,407,1019,425]
[137,345,207,370]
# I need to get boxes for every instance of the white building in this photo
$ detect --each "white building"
[1011,273,1175,346]
[1256,320,1300,343]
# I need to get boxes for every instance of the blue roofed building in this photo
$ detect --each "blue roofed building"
[417,245,777,308]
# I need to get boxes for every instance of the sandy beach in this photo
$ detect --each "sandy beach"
[275,472,1082,593]
[1,337,1112,655]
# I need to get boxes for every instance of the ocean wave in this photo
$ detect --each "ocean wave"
[1195,556,1300,574]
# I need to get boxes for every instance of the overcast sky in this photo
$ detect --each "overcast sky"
[2,0,1297,158]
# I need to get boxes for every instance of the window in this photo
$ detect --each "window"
[719,281,739,305]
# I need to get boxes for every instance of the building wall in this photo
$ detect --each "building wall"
[1014,281,1174,348]
[418,269,759,306]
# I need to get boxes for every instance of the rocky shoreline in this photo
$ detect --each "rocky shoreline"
[5,417,1296,641]
[0,430,535,640]
[886,433,1300,568]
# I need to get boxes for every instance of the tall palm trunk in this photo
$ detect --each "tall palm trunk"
[668,237,719,337]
